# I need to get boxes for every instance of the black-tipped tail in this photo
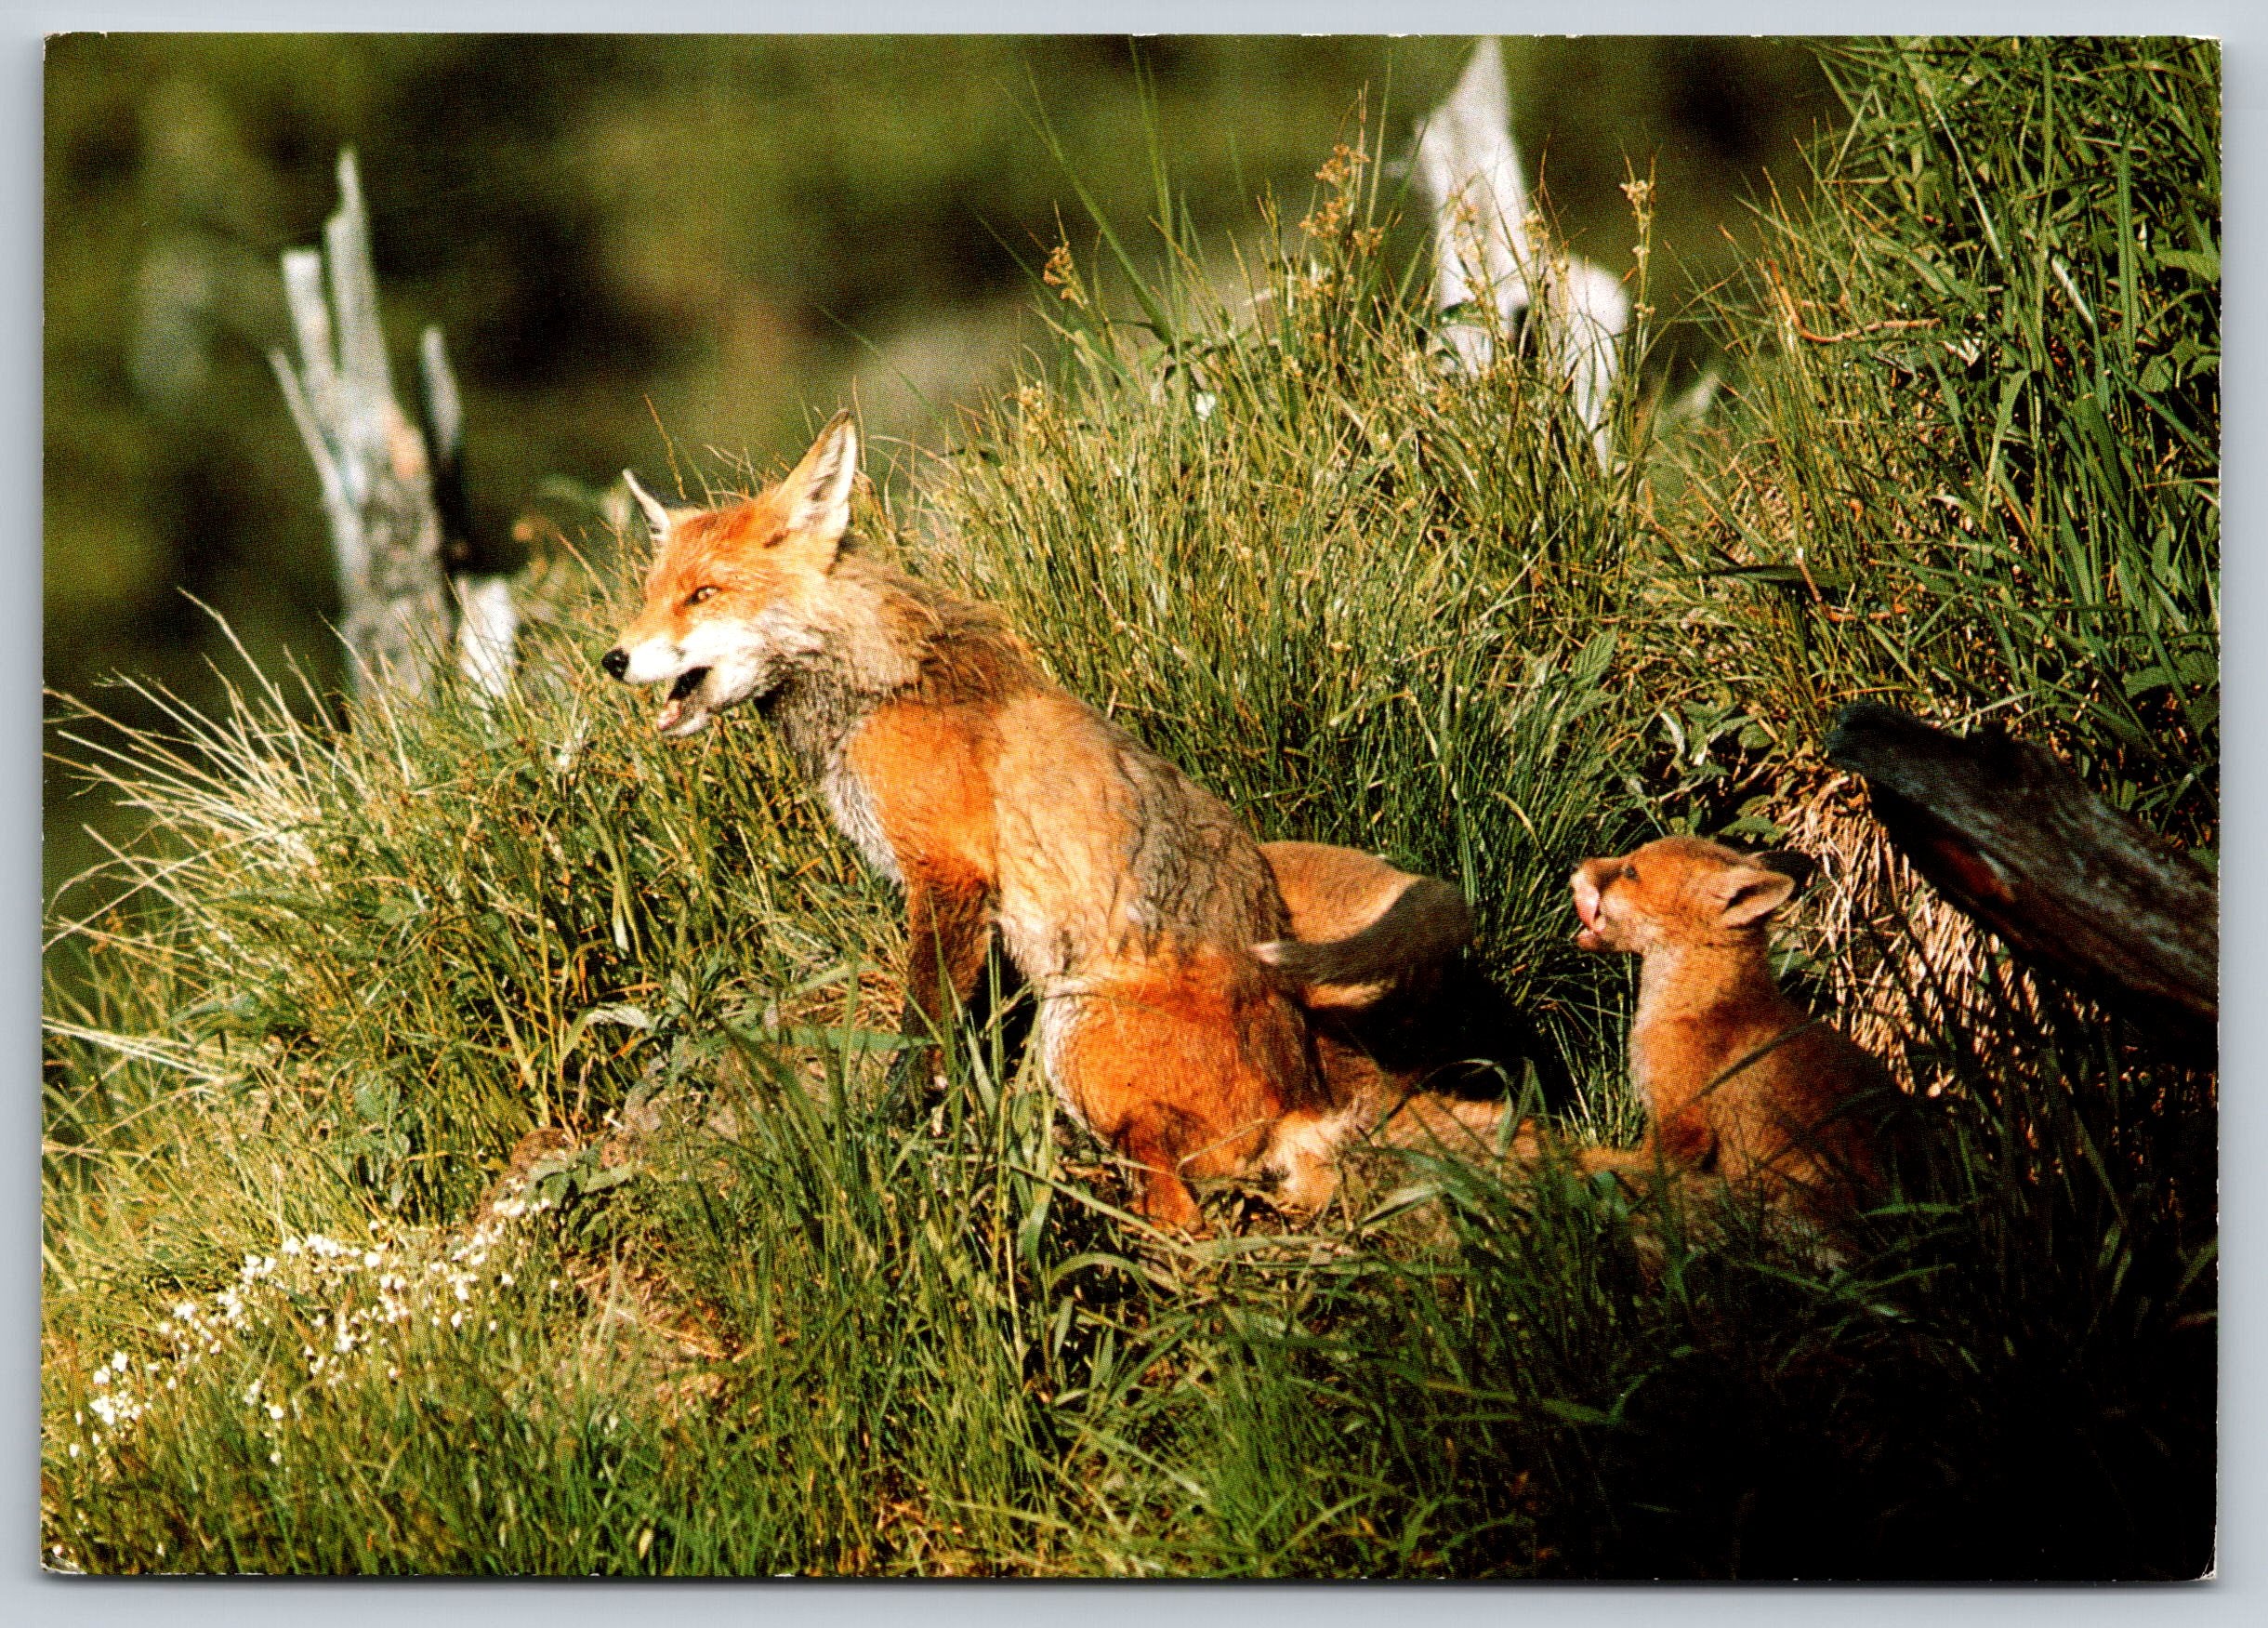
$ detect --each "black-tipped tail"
[1259,876,1474,987]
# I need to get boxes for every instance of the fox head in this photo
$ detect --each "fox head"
[1570,837,1815,954]
[600,411,860,738]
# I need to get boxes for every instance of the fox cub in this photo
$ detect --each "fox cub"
[602,413,1491,1229]
[1564,836,1890,1221]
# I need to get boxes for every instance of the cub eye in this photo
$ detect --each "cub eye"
[687,586,719,605]
[1619,865,1639,883]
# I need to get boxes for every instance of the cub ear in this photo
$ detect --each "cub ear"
[622,470,676,546]
[776,409,859,562]
[1753,849,1818,896]
[1717,866,1797,929]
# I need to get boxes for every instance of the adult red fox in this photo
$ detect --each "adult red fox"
[1563,836,1890,1220]
[601,412,1503,1228]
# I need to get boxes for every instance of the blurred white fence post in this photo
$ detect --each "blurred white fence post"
[270,151,515,701]
[417,326,519,701]
[1413,38,1629,470]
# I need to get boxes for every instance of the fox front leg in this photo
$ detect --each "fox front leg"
[1565,1117,1721,1196]
[896,868,996,1060]
[1508,1112,1718,1191]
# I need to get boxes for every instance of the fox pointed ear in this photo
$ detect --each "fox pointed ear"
[622,470,674,545]
[1753,849,1818,896]
[776,409,859,563]
[1717,866,1798,929]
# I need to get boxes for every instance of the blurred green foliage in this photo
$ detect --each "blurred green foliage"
[44,33,1832,900]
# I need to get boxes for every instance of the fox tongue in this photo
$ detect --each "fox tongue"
[656,666,711,734]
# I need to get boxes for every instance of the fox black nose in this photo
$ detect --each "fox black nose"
[600,647,629,681]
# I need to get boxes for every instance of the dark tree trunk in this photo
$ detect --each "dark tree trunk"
[1826,702,2216,1059]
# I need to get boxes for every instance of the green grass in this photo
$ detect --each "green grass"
[43,39,2215,1578]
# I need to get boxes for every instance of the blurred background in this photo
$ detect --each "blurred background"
[44,33,1836,905]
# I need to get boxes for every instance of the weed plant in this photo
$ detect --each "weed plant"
[44,39,2214,1577]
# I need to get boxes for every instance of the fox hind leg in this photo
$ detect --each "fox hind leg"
[1113,1108,1209,1233]
[1044,982,1287,1234]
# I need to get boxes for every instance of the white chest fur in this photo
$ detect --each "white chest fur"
[819,753,902,884]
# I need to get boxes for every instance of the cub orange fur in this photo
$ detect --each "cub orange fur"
[1562,835,1889,1221]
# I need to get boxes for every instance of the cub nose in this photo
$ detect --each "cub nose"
[600,647,629,681]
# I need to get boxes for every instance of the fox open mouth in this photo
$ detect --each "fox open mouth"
[653,666,713,737]
[1571,872,1608,948]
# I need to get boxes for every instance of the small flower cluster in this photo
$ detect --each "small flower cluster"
[65,1350,152,1463]
[1040,243,1088,310]
[51,1176,565,1490]
[1299,142,1371,244]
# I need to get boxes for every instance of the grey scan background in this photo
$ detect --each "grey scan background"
[8,0,2258,1621]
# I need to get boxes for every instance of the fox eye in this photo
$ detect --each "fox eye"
[686,586,719,605]
[1619,865,1639,884]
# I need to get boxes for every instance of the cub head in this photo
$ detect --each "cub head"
[1569,836,1815,953]
[600,411,860,738]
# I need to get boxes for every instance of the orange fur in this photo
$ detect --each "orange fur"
[617,498,800,656]
[1261,841,1537,1160]
[1562,835,1890,1224]
[1264,841,1415,943]
[605,415,1363,1229]
[1261,840,1418,1010]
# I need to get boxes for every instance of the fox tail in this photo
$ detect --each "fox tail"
[1254,876,1473,990]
